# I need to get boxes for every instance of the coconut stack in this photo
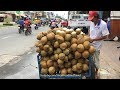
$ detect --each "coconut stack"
[35,28,96,75]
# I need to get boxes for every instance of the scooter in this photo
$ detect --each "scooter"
[34,24,38,30]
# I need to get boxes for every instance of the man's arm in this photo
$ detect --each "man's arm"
[91,35,107,42]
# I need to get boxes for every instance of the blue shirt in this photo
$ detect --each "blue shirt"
[19,20,24,25]
[107,21,110,32]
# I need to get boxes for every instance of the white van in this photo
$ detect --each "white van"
[68,14,91,29]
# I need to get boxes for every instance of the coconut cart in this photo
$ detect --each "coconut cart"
[37,54,96,79]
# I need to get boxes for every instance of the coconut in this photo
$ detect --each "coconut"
[75,51,81,59]
[65,34,72,41]
[37,33,43,40]
[83,41,90,50]
[35,41,40,47]
[59,53,65,60]
[46,41,51,46]
[50,55,55,61]
[68,54,74,60]
[54,54,59,61]
[61,68,67,75]
[65,62,71,68]
[47,60,53,67]
[48,47,53,55]
[41,68,48,75]
[77,34,83,39]
[84,35,91,41]
[76,28,81,35]
[71,31,77,38]
[43,45,49,51]
[59,31,66,37]
[67,68,73,74]
[41,61,47,69]
[78,58,84,64]
[77,37,85,44]
[41,36,48,45]
[64,56,69,62]
[77,44,84,53]
[65,41,71,48]
[76,63,83,70]
[38,43,43,50]
[72,65,77,72]
[36,47,40,53]
[46,32,55,40]
[42,32,47,36]
[63,49,70,55]
[57,59,64,65]
[71,43,77,52]
[43,57,49,61]
[48,66,56,75]
[60,42,67,50]
[56,35,64,44]
[56,48,62,54]
[71,38,78,44]
[77,70,82,74]
[82,50,90,59]
[41,50,47,57]
[71,59,77,65]
[53,61,58,69]
[54,41,59,48]
[88,46,96,54]
[59,64,65,69]
[83,64,89,72]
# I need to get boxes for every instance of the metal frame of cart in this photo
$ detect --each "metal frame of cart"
[37,54,96,79]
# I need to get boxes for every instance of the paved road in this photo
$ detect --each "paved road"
[0,25,49,79]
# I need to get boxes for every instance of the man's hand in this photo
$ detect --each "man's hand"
[90,38,94,43]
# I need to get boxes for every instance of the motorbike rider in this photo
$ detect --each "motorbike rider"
[51,20,58,29]
[18,17,24,31]
[24,17,31,29]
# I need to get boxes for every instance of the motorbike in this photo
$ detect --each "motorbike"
[18,25,24,34]
[50,24,58,29]
[24,25,32,36]
[34,24,38,30]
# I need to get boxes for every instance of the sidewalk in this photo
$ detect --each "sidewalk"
[99,41,120,79]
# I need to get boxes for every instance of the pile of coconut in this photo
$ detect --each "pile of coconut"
[35,28,95,75]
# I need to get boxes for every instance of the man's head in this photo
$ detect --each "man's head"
[88,11,99,23]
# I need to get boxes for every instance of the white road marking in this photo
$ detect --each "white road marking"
[1,36,13,39]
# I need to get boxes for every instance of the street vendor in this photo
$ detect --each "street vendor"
[88,11,110,79]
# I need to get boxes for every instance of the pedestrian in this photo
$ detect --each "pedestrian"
[88,11,110,79]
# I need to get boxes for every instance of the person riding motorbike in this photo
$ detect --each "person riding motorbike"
[51,20,58,29]
[18,17,24,32]
[34,18,39,29]
[24,18,32,34]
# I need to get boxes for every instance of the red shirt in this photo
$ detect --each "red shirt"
[24,20,31,26]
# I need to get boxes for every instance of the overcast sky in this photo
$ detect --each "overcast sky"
[45,11,68,19]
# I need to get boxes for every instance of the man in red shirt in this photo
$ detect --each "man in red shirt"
[24,18,31,27]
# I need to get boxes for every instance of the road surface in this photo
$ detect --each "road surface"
[0,25,49,79]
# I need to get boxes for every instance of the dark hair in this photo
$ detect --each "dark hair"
[94,13,99,19]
